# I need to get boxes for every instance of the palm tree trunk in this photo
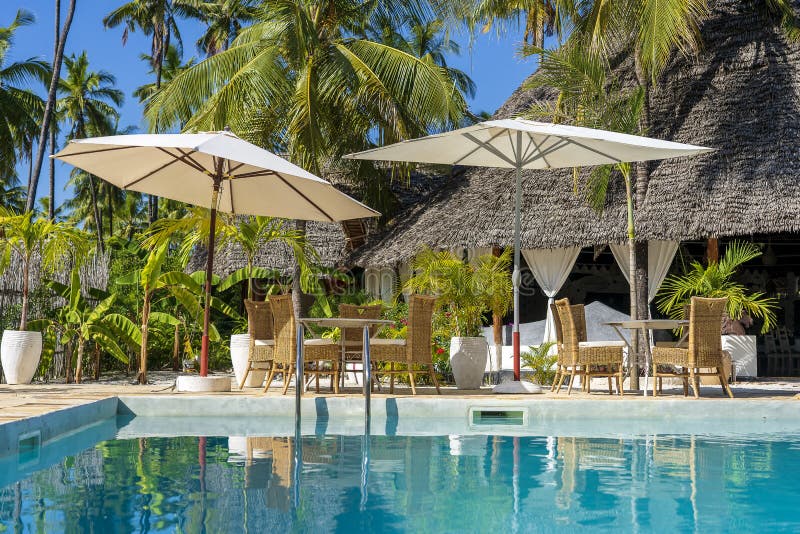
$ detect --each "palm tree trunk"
[631,56,652,388]
[26,0,76,212]
[94,341,101,380]
[74,337,84,383]
[172,322,181,371]
[291,219,307,318]
[88,174,105,253]
[107,189,113,237]
[49,127,56,220]
[146,28,168,224]
[48,0,60,221]
[64,342,72,383]
[139,295,151,384]
[19,258,30,331]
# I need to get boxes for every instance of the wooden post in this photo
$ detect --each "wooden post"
[706,238,719,264]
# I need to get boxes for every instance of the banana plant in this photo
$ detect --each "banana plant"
[31,266,141,383]
[117,243,243,383]
[159,270,244,369]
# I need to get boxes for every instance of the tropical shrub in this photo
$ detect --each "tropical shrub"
[403,247,512,338]
[521,342,557,385]
[657,241,778,333]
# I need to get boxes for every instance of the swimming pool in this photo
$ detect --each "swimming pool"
[2,414,799,532]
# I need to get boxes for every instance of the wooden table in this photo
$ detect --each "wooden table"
[604,320,689,397]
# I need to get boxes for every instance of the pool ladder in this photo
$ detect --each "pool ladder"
[294,323,372,509]
[293,323,372,430]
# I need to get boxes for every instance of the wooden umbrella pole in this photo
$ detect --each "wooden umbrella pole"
[200,172,223,377]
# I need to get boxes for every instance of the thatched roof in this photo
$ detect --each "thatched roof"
[187,220,345,277]
[637,0,800,240]
[351,0,800,268]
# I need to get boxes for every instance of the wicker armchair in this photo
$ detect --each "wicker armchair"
[652,296,734,398]
[370,295,440,395]
[264,294,340,394]
[554,298,624,395]
[338,303,383,388]
[239,300,275,390]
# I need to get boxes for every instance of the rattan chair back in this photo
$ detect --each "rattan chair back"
[269,294,296,366]
[339,304,382,346]
[554,298,586,365]
[245,299,273,340]
[406,295,437,365]
[688,296,728,368]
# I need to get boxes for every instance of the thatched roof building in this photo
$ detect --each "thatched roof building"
[351,0,800,268]
[187,220,349,277]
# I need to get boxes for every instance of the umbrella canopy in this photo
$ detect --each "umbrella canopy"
[348,119,711,169]
[55,131,378,381]
[347,119,712,383]
[55,131,377,222]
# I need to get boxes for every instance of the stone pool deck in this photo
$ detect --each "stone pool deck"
[2,372,799,426]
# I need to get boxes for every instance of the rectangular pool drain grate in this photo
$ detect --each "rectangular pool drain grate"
[470,408,527,426]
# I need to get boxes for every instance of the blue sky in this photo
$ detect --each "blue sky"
[1,2,538,207]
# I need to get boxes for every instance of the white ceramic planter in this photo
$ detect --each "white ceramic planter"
[450,336,488,390]
[230,334,266,387]
[1,330,42,385]
[722,334,757,378]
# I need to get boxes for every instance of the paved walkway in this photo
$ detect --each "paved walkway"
[2,372,799,426]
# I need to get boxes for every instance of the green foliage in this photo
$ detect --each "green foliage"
[0,9,48,183]
[521,341,557,385]
[657,241,779,333]
[32,266,142,381]
[404,247,512,337]
[0,210,89,330]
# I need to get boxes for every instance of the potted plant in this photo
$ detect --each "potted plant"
[657,241,778,378]
[405,247,512,389]
[0,211,87,384]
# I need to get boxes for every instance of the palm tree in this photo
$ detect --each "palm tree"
[57,52,124,252]
[103,0,199,221]
[524,38,645,353]
[657,241,778,333]
[145,0,470,172]
[191,0,258,56]
[0,10,49,188]
[133,44,196,103]
[26,0,77,213]
[472,0,570,47]
[146,0,471,315]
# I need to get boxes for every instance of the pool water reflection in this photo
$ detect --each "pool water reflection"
[1,421,799,532]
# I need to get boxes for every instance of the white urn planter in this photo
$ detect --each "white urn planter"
[1,330,42,385]
[450,336,488,389]
[230,334,266,387]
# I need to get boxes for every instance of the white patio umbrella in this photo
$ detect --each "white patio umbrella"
[347,119,712,381]
[55,131,378,377]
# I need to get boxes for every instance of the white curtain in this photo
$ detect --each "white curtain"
[522,247,581,345]
[609,240,679,303]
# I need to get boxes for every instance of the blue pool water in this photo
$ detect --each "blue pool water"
[1,417,799,533]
